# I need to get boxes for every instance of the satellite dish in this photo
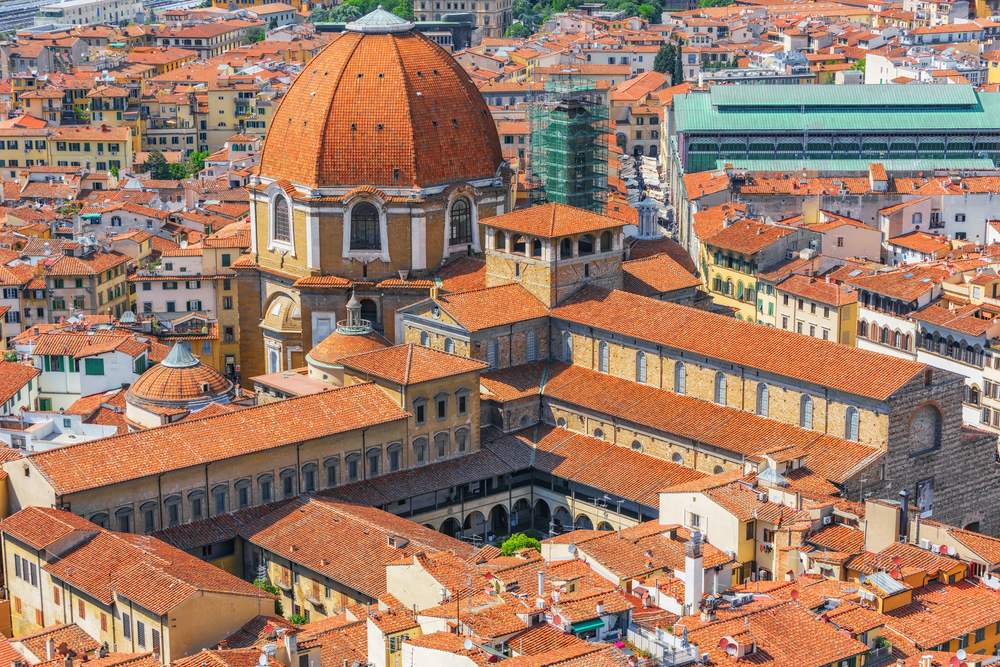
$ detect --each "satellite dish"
[726,643,738,656]
[464,639,473,651]
[484,572,493,581]
[553,615,561,625]
[568,544,577,553]
[957,649,968,660]
[180,240,188,248]
[892,555,902,567]
[858,574,866,584]
[791,589,800,601]
[258,655,268,666]
[719,639,729,649]
[940,545,949,554]
[948,546,957,556]
[262,645,276,656]
[950,657,961,667]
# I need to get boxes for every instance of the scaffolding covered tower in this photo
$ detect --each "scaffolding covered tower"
[527,78,610,212]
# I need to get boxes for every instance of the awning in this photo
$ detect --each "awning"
[571,618,605,633]
[80,213,102,219]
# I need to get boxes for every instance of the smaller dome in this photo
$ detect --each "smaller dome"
[346,5,413,33]
[127,344,234,405]
[261,295,302,333]
[308,328,391,368]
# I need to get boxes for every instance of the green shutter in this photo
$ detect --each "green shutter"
[43,355,50,372]
[68,356,76,373]
[84,358,104,376]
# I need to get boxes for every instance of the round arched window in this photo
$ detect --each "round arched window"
[350,202,380,250]
[273,195,290,243]
[450,197,472,245]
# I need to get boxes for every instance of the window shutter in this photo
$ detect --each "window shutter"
[43,355,50,372]
[78,598,85,619]
[53,586,60,606]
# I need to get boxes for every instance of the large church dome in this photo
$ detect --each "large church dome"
[258,7,504,190]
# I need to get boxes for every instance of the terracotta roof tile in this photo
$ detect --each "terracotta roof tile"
[433,256,487,293]
[28,383,409,495]
[551,287,927,401]
[623,253,700,296]
[340,343,488,385]
[484,203,621,239]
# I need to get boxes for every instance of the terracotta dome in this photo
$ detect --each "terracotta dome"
[127,344,234,405]
[258,8,503,190]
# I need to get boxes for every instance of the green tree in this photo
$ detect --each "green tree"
[146,149,170,179]
[506,22,530,38]
[110,165,119,177]
[168,163,189,180]
[698,0,732,6]
[3,351,17,362]
[242,26,265,44]
[638,3,658,21]
[198,0,212,6]
[186,149,209,175]
[288,614,307,625]
[850,58,866,74]
[653,43,674,74]
[268,16,278,29]
[674,43,683,83]
[512,0,541,32]
[501,533,541,557]
[330,3,364,20]
[253,579,284,617]
[307,7,330,22]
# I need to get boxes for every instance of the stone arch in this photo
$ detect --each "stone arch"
[597,521,614,531]
[513,498,531,529]
[552,505,573,532]
[489,504,509,535]
[440,517,461,538]
[463,510,486,539]
[575,514,594,530]
[533,498,550,532]
[423,523,436,531]
[512,234,527,254]
[908,402,944,454]
[359,298,379,327]
[495,230,507,251]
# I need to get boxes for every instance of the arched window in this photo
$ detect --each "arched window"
[635,351,646,383]
[598,341,609,373]
[675,362,686,394]
[594,428,604,439]
[444,337,454,354]
[557,418,567,428]
[560,238,572,259]
[449,197,472,245]
[512,235,527,254]
[273,195,290,242]
[969,385,980,405]
[495,230,506,251]
[413,437,428,465]
[800,395,813,429]
[858,320,868,338]
[350,202,380,250]
[578,235,594,255]
[845,407,860,441]
[737,281,744,300]
[532,239,542,257]
[714,275,723,292]
[894,331,902,348]
[672,452,683,463]
[434,432,450,460]
[420,330,429,346]
[600,231,612,252]
[563,332,573,363]
[527,331,537,362]
[756,384,769,417]
[714,372,727,405]
[631,440,642,451]
[713,465,725,474]
[726,279,734,296]
[881,327,890,344]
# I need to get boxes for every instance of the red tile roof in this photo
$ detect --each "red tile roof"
[552,287,926,401]
[340,343,489,385]
[0,361,40,405]
[0,506,98,550]
[27,383,409,495]
[433,256,487,293]
[259,30,503,189]
[431,283,548,332]
[703,220,795,255]
[623,253,700,296]
[484,203,622,238]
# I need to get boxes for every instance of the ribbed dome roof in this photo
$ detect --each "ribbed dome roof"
[258,8,503,189]
[308,328,391,367]
[127,344,233,405]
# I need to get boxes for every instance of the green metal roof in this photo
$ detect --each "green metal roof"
[675,87,1000,134]
[571,618,606,633]
[709,84,979,108]
[715,158,997,172]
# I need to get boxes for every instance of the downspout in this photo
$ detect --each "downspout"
[296,442,301,494]
[360,426,371,480]
[129,599,136,652]
[157,474,163,529]
[509,324,514,368]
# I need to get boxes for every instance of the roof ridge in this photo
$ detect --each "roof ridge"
[404,343,413,386]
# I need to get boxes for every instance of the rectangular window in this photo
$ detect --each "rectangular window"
[137,621,145,648]
[305,470,315,492]
[214,491,226,514]
[238,486,249,509]
[14,554,20,579]
[54,586,60,605]
[101,613,107,632]
[123,613,131,640]
[763,528,775,543]
[78,599,85,618]
[30,563,37,587]
[797,322,803,334]
[745,520,755,540]
[261,481,272,503]
[783,295,789,306]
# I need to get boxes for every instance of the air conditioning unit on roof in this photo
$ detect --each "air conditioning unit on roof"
[919,538,932,550]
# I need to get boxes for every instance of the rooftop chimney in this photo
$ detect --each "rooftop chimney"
[684,530,704,615]
[538,570,544,597]
[46,639,55,662]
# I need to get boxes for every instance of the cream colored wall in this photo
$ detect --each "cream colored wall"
[385,562,450,611]
[166,592,264,663]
